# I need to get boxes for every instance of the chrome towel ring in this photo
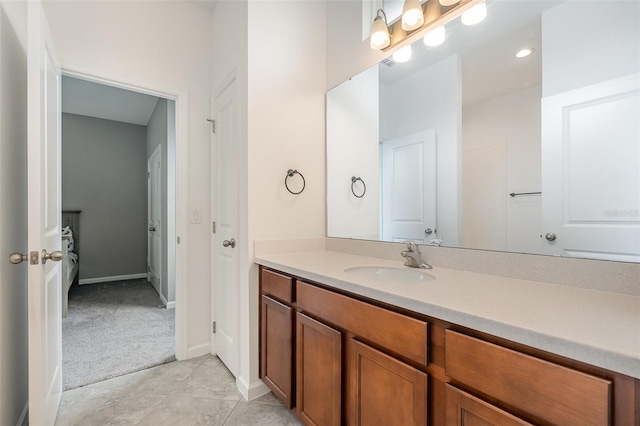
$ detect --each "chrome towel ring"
[351,176,366,198]
[285,169,305,195]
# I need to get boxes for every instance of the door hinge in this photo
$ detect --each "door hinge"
[212,221,216,234]
[177,236,181,244]
[212,321,216,334]
[207,118,216,134]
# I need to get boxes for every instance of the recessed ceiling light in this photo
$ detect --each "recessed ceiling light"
[516,48,534,58]
[392,45,412,63]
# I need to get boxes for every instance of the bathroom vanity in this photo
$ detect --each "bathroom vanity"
[256,251,639,426]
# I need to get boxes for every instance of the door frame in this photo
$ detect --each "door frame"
[61,67,189,360]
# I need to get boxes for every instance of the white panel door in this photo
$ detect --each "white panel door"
[211,79,239,376]
[381,130,437,243]
[147,145,162,294]
[542,73,640,261]
[27,1,63,424]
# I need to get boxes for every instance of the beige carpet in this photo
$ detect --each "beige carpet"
[62,279,175,390]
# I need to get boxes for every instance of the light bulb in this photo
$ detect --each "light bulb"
[461,1,487,26]
[370,14,391,50]
[392,45,412,63]
[423,26,446,47]
[516,48,533,58]
[439,0,460,5]
[402,0,424,31]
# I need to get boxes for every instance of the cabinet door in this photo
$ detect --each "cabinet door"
[445,385,534,426]
[296,313,342,426]
[347,339,427,426]
[261,295,294,408]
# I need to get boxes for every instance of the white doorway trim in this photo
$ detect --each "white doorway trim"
[61,66,189,360]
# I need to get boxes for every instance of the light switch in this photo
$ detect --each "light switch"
[191,208,201,224]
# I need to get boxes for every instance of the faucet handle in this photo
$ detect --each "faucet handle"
[404,241,420,252]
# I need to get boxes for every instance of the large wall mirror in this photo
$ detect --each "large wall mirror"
[327,0,640,263]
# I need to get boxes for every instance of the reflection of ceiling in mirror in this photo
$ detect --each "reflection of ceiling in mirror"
[378,1,561,107]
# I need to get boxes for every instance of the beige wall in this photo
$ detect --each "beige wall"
[245,0,327,394]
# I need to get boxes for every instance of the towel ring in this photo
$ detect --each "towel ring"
[285,169,305,195]
[351,176,366,198]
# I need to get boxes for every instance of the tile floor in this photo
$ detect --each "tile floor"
[55,355,303,426]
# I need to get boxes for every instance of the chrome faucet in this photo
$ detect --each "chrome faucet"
[401,242,432,269]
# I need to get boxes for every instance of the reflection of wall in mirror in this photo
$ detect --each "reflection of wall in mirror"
[380,55,462,246]
[327,66,381,240]
[462,86,542,254]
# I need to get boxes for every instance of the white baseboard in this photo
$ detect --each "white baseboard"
[157,291,176,309]
[79,273,147,285]
[16,401,28,426]
[237,376,270,401]
[187,343,210,359]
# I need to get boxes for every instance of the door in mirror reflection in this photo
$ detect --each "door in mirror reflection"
[542,74,640,262]
[381,130,437,243]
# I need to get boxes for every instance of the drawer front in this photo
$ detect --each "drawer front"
[445,330,611,426]
[260,267,294,303]
[296,280,428,366]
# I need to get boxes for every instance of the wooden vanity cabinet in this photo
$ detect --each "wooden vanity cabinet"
[348,339,428,426]
[295,280,429,426]
[296,312,342,426]
[259,266,640,426]
[445,384,534,426]
[444,330,612,426]
[259,269,295,408]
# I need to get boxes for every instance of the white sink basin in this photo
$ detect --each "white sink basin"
[343,266,436,283]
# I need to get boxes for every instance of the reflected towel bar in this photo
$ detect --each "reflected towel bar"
[509,191,542,197]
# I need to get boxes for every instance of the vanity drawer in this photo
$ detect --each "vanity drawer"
[260,268,294,303]
[445,330,611,426]
[296,280,428,366]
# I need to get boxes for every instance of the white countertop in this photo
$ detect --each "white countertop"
[255,250,640,379]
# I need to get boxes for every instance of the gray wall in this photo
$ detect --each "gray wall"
[146,99,169,302]
[62,113,148,280]
[0,2,29,424]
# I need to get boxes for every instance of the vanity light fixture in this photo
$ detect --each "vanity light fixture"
[392,45,412,63]
[516,48,534,58]
[370,9,391,50]
[369,0,482,52]
[402,0,425,31]
[461,1,486,25]
[423,25,446,46]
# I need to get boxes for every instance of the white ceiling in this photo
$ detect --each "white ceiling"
[62,76,159,126]
[379,1,561,106]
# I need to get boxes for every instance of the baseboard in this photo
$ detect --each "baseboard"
[79,273,147,285]
[187,343,210,359]
[16,401,28,426]
[237,376,270,401]
[156,291,176,310]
